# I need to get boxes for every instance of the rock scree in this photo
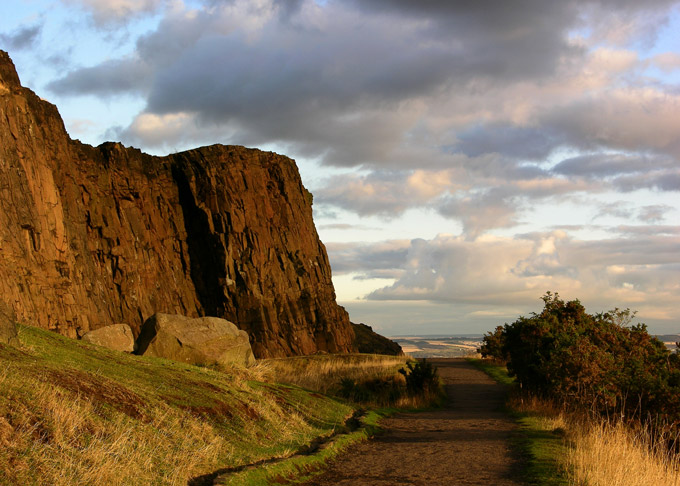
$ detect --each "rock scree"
[0,50,357,358]
[135,313,256,368]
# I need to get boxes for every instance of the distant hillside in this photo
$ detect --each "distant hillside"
[351,322,403,356]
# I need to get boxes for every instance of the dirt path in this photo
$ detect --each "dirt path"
[299,358,522,486]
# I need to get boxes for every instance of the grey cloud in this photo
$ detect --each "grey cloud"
[592,202,635,221]
[637,205,674,223]
[614,225,680,236]
[453,123,564,161]
[553,153,676,178]
[542,93,680,159]
[325,241,409,277]
[47,57,152,97]
[49,0,586,165]
[613,169,680,192]
[0,24,41,50]
[562,237,680,267]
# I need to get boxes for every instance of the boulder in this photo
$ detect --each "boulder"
[135,313,256,368]
[81,324,135,353]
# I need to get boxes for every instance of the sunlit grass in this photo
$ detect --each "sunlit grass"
[0,324,353,485]
[471,358,680,486]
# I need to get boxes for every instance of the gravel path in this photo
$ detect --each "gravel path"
[299,358,522,486]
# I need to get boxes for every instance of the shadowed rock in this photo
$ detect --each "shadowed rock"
[136,313,256,368]
[82,324,135,353]
[352,322,403,356]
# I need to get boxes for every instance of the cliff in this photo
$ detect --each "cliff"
[0,50,355,358]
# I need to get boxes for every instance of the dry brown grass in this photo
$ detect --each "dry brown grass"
[567,420,680,486]
[258,353,440,408]
[260,353,408,394]
[509,391,680,486]
[0,362,331,485]
[0,326,355,486]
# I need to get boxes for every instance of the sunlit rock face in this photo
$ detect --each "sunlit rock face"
[0,50,356,358]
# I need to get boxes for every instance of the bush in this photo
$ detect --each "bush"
[480,292,680,425]
[399,359,439,396]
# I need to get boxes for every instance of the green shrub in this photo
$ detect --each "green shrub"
[399,359,439,396]
[480,292,680,426]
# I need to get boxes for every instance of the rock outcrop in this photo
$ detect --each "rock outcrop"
[351,322,403,356]
[0,319,18,347]
[81,324,135,353]
[0,303,19,346]
[0,50,355,357]
[136,313,255,368]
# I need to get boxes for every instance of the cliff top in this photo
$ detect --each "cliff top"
[0,50,21,90]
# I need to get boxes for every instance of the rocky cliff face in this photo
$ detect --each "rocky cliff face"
[0,50,355,357]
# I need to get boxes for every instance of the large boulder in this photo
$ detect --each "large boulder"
[135,313,256,368]
[0,303,19,346]
[81,324,135,353]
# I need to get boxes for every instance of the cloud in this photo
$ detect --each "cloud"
[47,57,152,97]
[44,0,680,240]
[316,169,457,217]
[542,88,680,158]
[637,204,675,223]
[652,52,680,72]
[552,152,677,178]
[325,240,410,278]
[0,24,41,50]
[62,0,163,25]
[452,123,564,161]
[329,231,680,327]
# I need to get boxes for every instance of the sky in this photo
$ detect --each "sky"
[2,0,679,336]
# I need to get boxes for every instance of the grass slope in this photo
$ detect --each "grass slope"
[0,324,355,485]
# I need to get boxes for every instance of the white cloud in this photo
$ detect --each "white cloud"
[652,52,680,72]
[328,230,680,331]
[63,0,163,24]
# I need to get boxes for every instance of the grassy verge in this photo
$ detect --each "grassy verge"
[216,409,391,485]
[215,356,444,485]
[467,358,569,485]
[470,358,680,485]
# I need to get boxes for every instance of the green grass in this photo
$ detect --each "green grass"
[218,409,392,485]
[0,324,355,485]
[467,358,569,485]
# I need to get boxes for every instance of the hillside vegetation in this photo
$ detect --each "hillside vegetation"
[0,324,414,485]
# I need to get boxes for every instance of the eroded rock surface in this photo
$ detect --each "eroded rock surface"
[0,50,355,357]
[136,313,256,368]
[0,303,19,347]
